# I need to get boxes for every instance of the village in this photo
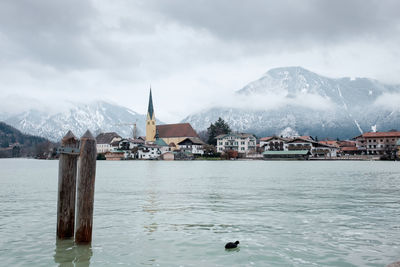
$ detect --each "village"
[97,90,400,161]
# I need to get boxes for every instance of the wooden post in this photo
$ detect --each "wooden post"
[75,130,97,243]
[57,131,79,239]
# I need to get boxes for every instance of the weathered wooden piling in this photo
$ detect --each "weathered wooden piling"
[75,130,97,243]
[57,131,79,239]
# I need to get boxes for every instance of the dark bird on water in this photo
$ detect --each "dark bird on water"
[225,240,240,249]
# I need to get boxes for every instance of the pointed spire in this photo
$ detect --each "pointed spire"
[147,87,154,119]
[62,130,78,142]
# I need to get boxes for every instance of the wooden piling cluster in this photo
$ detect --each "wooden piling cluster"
[57,130,97,244]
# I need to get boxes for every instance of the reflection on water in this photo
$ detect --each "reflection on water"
[143,190,159,234]
[225,247,240,253]
[54,239,92,267]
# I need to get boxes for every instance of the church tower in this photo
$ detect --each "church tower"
[146,89,156,142]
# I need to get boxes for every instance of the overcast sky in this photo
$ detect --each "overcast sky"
[1,0,400,122]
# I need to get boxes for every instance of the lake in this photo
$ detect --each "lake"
[0,159,400,266]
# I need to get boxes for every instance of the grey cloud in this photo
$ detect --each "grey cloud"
[1,0,400,122]
[0,0,99,69]
[147,0,400,44]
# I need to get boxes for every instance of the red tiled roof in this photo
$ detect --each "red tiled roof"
[298,136,313,140]
[156,123,199,138]
[260,136,290,142]
[362,131,400,138]
[338,140,356,147]
[319,141,340,147]
[287,138,314,144]
[341,146,359,151]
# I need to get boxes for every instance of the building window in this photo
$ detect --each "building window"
[147,122,150,125]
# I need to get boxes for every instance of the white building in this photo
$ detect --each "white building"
[96,132,122,153]
[177,137,205,155]
[117,138,145,150]
[260,136,290,151]
[137,144,161,159]
[286,138,338,158]
[216,133,256,154]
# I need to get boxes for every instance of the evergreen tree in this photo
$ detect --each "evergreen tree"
[207,117,231,145]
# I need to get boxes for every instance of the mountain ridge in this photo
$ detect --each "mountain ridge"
[182,66,400,139]
[2,101,153,141]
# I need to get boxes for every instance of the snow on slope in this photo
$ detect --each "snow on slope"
[3,101,149,141]
[182,66,400,139]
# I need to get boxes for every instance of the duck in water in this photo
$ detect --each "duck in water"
[225,240,239,249]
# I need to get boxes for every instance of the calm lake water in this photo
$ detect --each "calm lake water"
[0,159,400,266]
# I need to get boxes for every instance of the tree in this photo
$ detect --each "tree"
[1,140,9,148]
[197,130,209,144]
[203,144,218,157]
[207,118,231,145]
[222,149,238,159]
[12,146,21,157]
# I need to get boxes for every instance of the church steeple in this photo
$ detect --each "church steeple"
[147,88,154,120]
[146,87,156,142]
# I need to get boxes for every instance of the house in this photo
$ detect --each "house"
[96,132,122,153]
[260,136,290,151]
[337,140,361,155]
[137,144,161,159]
[216,133,256,154]
[110,140,120,151]
[354,131,400,155]
[154,137,171,154]
[102,138,147,160]
[177,137,205,155]
[286,137,338,158]
[161,151,174,160]
[117,138,145,150]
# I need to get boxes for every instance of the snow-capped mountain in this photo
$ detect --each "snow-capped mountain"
[2,101,151,141]
[182,67,400,139]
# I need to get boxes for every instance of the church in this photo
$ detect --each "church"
[145,89,202,148]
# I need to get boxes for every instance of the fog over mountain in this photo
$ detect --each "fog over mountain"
[1,67,399,141]
[2,101,151,141]
[182,67,400,139]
